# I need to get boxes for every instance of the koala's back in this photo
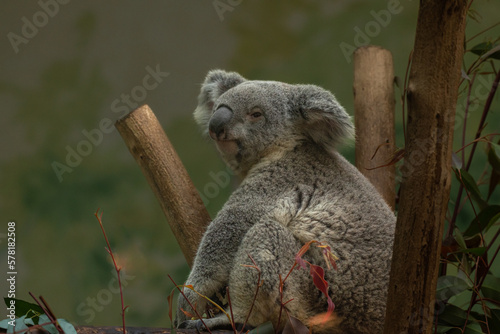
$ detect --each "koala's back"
[223,142,395,333]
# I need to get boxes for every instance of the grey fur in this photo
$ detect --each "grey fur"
[176,70,395,333]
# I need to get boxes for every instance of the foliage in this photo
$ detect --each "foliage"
[0,298,77,334]
[393,15,500,333]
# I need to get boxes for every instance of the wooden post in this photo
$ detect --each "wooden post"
[353,45,396,210]
[383,1,468,333]
[115,105,211,267]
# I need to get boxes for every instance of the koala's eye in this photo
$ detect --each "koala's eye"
[249,108,263,119]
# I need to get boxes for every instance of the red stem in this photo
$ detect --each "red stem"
[241,254,261,333]
[95,209,127,334]
[167,274,213,334]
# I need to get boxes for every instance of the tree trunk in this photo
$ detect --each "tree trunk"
[383,1,468,334]
[353,45,396,210]
[115,105,211,267]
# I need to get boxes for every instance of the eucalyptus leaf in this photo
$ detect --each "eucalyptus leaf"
[437,304,471,327]
[490,309,500,334]
[14,316,32,334]
[436,275,470,302]
[3,298,44,319]
[464,205,500,237]
[481,275,500,302]
[456,169,487,210]
[248,321,275,334]
[454,228,467,250]
[38,314,58,334]
[463,322,483,334]
[470,42,500,60]
[58,319,78,334]
[488,143,500,172]
[435,324,455,333]
[454,247,487,256]
[0,319,12,330]
[452,152,463,169]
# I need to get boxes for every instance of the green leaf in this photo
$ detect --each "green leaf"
[455,247,487,256]
[0,319,11,330]
[13,315,32,333]
[436,275,470,302]
[463,322,483,334]
[437,304,471,327]
[488,143,500,200]
[454,228,467,249]
[464,205,500,237]
[58,319,77,334]
[488,143,500,172]
[38,314,58,334]
[248,321,275,334]
[470,42,500,60]
[452,152,463,169]
[435,324,455,333]
[2,298,44,319]
[456,169,487,210]
[481,275,500,302]
[490,309,500,334]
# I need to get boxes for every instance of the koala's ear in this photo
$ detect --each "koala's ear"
[294,85,354,151]
[194,70,246,133]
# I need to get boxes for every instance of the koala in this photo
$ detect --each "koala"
[175,70,396,333]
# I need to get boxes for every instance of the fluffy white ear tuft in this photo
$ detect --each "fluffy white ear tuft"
[294,84,354,152]
[194,70,246,135]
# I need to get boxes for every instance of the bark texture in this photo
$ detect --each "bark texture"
[115,105,211,267]
[353,45,396,210]
[383,1,468,333]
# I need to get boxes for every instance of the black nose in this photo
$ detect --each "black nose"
[209,106,233,140]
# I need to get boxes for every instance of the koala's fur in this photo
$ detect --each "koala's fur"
[175,70,396,333]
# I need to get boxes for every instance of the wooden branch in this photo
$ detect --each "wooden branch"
[353,45,396,210]
[115,105,211,267]
[75,326,231,333]
[383,2,468,334]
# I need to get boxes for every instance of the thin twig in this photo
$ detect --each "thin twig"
[466,21,500,43]
[95,209,128,334]
[448,70,500,234]
[28,293,63,333]
[240,254,262,333]
[167,274,213,334]
[226,287,238,334]
[461,72,477,164]
[401,49,413,144]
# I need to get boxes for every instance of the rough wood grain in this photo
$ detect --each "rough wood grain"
[75,326,232,333]
[383,1,468,333]
[353,45,396,210]
[115,104,211,267]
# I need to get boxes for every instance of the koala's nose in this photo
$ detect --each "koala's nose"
[209,106,233,140]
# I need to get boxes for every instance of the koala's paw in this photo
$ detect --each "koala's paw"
[175,290,198,326]
[178,315,253,332]
[177,319,205,331]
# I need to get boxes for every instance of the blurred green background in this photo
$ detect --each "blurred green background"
[0,0,499,328]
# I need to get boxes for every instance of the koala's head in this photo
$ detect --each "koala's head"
[194,70,354,177]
